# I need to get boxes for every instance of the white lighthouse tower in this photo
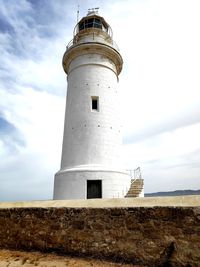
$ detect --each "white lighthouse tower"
[53,9,130,199]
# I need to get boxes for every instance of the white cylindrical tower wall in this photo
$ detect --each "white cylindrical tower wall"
[61,54,122,169]
[54,13,130,199]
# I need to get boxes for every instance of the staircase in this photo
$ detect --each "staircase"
[125,178,144,198]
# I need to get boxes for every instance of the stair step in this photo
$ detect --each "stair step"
[125,179,144,198]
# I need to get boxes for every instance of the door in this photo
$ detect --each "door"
[87,180,102,199]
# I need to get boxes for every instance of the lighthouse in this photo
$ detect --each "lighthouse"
[53,9,130,199]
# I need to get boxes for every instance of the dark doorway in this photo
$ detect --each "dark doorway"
[87,180,102,199]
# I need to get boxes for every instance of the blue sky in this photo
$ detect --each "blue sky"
[0,0,200,201]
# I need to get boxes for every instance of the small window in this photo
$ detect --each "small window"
[91,96,99,111]
[92,99,98,110]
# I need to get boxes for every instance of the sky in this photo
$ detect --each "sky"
[0,0,200,201]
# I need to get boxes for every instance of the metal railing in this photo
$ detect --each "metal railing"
[65,38,120,51]
[66,39,74,50]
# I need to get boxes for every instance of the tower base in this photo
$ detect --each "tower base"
[53,166,130,200]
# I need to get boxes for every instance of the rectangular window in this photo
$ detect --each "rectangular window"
[91,96,99,111]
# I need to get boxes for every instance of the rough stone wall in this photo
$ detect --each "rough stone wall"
[0,207,199,266]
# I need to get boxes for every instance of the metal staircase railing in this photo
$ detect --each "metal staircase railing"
[125,167,144,198]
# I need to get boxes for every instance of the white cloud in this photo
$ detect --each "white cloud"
[0,86,65,201]
[123,123,200,192]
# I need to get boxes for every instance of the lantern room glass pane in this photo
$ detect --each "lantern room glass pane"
[85,18,94,28]
[94,18,102,29]
[78,17,106,32]
[79,22,84,31]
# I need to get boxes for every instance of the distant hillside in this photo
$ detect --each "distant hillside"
[145,189,200,197]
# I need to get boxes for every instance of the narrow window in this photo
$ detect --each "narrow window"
[91,96,99,111]
[92,99,98,110]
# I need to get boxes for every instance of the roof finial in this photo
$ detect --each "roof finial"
[87,7,99,16]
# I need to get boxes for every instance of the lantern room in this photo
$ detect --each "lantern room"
[73,10,113,38]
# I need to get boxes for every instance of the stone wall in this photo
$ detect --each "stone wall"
[0,207,199,266]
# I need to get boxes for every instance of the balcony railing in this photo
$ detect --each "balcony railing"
[66,38,119,52]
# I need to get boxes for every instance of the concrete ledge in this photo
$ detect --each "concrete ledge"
[0,195,199,209]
